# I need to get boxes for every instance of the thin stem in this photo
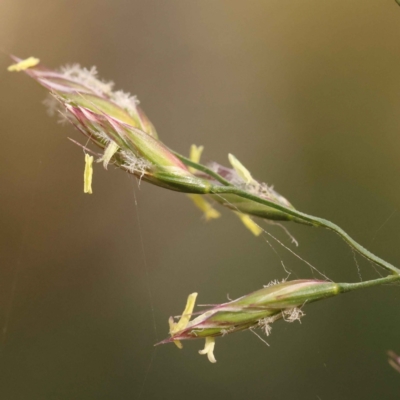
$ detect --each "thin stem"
[338,274,400,293]
[170,154,400,276]
[210,185,400,275]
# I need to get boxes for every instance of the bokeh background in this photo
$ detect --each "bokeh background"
[1,1,400,399]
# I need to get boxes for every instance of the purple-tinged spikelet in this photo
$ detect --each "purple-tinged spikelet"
[8,57,302,225]
[158,279,340,362]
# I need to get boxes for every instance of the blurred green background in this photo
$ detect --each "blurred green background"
[1,1,400,399]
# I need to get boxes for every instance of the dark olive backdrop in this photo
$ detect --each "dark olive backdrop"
[1,1,400,399]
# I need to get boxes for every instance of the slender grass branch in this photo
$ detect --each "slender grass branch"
[209,185,400,276]
[338,274,400,292]
[174,154,400,276]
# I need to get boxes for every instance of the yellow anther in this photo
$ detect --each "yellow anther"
[169,292,198,349]
[100,141,119,169]
[189,144,204,164]
[228,153,254,184]
[84,154,94,194]
[8,57,40,72]
[187,195,221,221]
[189,144,204,174]
[235,212,263,236]
[172,340,182,349]
[168,317,183,349]
[173,292,198,333]
[199,337,217,363]
[187,145,220,221]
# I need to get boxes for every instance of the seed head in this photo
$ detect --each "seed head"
[10,56,211,193]
[158,279,340,362]
[10,57,299,222]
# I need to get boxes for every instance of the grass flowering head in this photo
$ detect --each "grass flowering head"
[10,57,212,194]
[10,56,303,230]
[9,56,299,223]
[158,279,340,362]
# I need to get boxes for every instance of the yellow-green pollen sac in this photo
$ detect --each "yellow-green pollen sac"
[7,57,40,72]
[188,144,204,174]
[228,153,255,185]
[234,211,263,236]
[168,292,198,349]
[187,194,221,221]
[186,145,220,220]
[84,154,94,194]
[199,337,216,363]
[99,141,119,169]
[168,292,217,363]
[227,154,264,236]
